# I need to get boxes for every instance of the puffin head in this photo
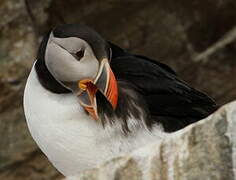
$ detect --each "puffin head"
[36,24,118,120]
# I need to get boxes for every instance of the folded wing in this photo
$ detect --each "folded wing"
[109,42,217,132]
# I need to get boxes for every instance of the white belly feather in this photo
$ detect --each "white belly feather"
[23,66,165,176]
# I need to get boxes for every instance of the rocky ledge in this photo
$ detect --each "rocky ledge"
[68,101,236,180]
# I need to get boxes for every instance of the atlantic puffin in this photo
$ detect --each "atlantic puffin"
[23,24,217,176]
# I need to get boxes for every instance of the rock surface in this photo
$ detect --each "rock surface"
[69,101,236,180]
[1,0,236,179]
[0,0,61,179]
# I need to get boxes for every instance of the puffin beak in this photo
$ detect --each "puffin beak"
[77,59,118,120]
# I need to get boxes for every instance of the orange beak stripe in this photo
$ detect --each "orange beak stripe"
[105,67,118,109]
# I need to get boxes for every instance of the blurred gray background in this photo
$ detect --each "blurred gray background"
[1,0,236,179]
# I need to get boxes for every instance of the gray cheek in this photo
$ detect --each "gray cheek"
[79,57,99,79]
[63,55,99,82]
[46,43,78,82]
[45,43,99,82]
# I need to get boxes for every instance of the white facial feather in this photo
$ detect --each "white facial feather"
[45,33,99,82]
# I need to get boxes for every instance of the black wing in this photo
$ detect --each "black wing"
[109,42,218,132]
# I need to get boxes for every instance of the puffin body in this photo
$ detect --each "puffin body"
[24,68,163,175]
[24,24,217,176]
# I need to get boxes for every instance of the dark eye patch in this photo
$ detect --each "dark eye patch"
[75,50,84,60]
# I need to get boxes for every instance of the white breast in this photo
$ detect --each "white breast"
[23,65,166,176]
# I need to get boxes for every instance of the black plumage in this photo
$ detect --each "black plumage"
[108,42,218,132]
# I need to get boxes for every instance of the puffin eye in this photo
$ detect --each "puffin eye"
[75,50,84,61]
